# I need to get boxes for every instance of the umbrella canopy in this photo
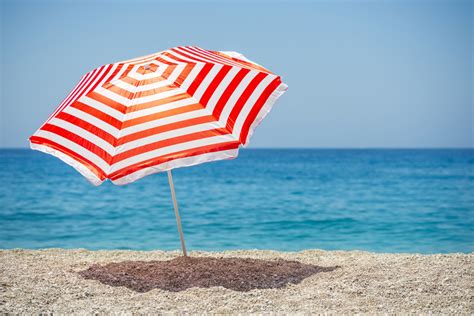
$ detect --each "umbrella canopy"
[30,46,287,256]
[29,46,287,186]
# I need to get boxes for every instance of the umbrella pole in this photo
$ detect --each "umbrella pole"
[167,170,188,257]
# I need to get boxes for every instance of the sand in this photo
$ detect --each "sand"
[0,249,472,314]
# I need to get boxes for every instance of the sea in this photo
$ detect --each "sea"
[0,149,473,254]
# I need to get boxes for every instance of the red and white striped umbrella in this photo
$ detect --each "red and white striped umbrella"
[30,46,287,186]
[30,46,287,255]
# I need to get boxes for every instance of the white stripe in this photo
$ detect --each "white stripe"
[48,117,115,155]
[111,79,137,92]
[110,133,236,172]
[62,106,120,136]
[233,74,277,137]
[34,130,110,172]
[111,148,238,185]
[79,96,124,121]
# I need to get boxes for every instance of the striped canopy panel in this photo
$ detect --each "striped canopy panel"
[30,46,287,185]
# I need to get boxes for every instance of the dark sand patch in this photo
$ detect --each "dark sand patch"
[78,256,337,292]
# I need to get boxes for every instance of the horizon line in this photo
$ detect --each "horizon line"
[1,146,473,150]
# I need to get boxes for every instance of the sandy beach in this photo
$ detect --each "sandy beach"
[0,249,472,314]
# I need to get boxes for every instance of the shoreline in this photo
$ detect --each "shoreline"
[1,249,472,313]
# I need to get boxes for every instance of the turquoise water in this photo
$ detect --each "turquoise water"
[0,149,473,253]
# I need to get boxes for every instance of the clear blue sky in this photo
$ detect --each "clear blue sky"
[1,0,472,148]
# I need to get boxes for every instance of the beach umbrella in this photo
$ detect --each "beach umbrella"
[30,46,287,256]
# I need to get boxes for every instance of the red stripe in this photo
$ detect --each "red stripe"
[86,91,128,113]
[161,64,177,79]
[71,101,122,129]
[212,68,250,119]
[174,63,195,86]
[55,112,116,146]
[200,65,232,106]
[121,103,204,128]
[226,72,268,131]
[109,141,239,181]
[240,77,282,144]
[29,136,107,180]
[187,63,213,95]
[154,56,178,66]
[40,123,112,163]
[119,65,135,81]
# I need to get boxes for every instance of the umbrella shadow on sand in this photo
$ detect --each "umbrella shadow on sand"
[78,256,339,292]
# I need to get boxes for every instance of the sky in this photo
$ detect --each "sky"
[0,0,472,148]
